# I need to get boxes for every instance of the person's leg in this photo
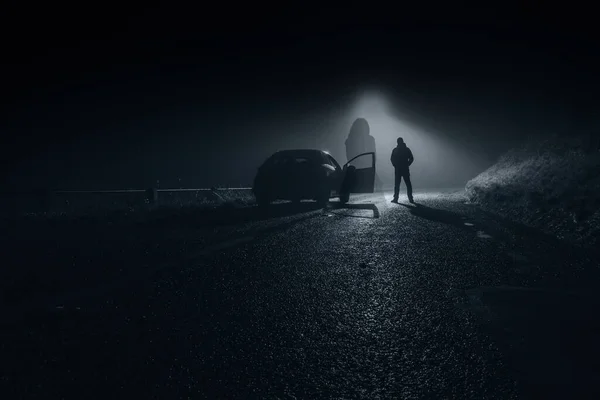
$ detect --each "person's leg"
[404,171,413,202]
[393,169,400,201]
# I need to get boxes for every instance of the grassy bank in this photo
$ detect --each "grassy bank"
[466,134,600,246]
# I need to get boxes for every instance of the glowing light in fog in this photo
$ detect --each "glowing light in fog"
[349,89,422,146]
[344,88,491,189]
[347,89,433,187]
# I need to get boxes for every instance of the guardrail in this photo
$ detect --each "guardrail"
[0,187,254,216]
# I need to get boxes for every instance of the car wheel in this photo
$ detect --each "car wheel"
[339,191,349,204]
[316,186,330,207]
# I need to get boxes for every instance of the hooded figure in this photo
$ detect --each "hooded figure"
[345,118,383,190]
[391,137,414,203]
[345,118,375,169]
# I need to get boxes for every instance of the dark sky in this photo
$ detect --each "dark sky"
[2,4,599,189]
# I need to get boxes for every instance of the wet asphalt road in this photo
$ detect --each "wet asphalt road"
[2,190,600,399]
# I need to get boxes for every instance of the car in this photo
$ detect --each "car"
[252,149,375,207]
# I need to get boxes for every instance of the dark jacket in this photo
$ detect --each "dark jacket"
[391,144,414,169]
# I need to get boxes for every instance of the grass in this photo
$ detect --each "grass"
[0,188,256,221]
[465,133,600,246]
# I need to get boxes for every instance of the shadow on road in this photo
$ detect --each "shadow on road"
[326,202,380,219]
[0,201,329,319]
[143,201,325,228]
[145,198,385,228]
[397,202,468,228]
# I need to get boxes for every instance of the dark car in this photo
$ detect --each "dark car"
[252,149,375,207]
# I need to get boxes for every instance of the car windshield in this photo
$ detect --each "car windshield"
[326,155,341,170]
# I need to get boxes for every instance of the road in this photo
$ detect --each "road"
[2,190,600,399]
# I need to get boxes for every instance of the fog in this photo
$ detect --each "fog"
[341,88,490,188]
[4,74,564,192]
[4,85,515,191]
[247,87,495,190]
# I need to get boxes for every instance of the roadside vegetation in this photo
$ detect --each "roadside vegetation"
[466,133,600,247]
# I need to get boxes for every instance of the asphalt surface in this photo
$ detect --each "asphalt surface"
[2,190,600,399]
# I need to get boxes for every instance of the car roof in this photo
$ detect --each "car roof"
[263,149,341,168]
[273,149,328,157]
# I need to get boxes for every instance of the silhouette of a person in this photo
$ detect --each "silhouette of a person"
[345,118,383,190]
[391,137,414,203]
[345,118,375,169]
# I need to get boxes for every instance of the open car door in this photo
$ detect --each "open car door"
[343,152,376,194]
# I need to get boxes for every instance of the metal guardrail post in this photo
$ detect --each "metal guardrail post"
[145,188,158,205]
